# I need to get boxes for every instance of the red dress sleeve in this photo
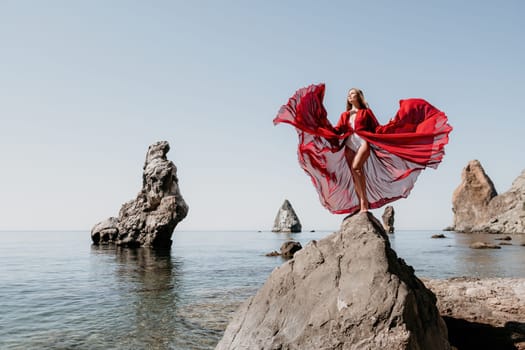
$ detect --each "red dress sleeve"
[334,111,350,134]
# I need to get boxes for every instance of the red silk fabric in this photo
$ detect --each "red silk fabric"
[273,83,453,214]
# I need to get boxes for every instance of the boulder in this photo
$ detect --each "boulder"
[272,199,302,233]
[91,141,188,248]
[431,234,446,239]
[382,205,395,233]
[91,217,119,244]
[450,160,525,234]
[216,213,450,350]
[280,241,302,259]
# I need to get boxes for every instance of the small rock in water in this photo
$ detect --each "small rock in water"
[431,234,446,239]
[265,250,280,257]
[498,242,512,246]
[280,241,302,259]
[495,235,512,241]
[470,242,501,249]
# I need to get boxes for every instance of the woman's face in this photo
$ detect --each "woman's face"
[347,89,359,108]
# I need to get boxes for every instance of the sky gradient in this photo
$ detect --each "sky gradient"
[1,1,524,231]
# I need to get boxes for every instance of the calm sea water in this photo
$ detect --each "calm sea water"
[1,229,524,349]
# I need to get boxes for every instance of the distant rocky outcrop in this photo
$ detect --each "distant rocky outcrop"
[216,213,450,350]
[91,141,188,248]
[382,205,395,233]
[450,160,525,234]
[272,199,302,233]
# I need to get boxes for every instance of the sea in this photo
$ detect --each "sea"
[1,229,524,350]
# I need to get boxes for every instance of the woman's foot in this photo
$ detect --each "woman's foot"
[359,201,369,213]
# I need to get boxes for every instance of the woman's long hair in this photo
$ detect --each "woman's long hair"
[346,88,368,110]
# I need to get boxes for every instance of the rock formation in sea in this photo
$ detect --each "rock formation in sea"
[382,205,395,233]
[216,213,450,350]
[272,199,302,233]
[450,159,525,234]
[451,160,497,232]
[91,141,188,248]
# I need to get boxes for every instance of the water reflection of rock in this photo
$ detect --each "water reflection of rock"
[117,248,180,349]
[91,246,181,349]
[90,246,236,349]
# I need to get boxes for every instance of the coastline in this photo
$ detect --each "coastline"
[424,278,525,349]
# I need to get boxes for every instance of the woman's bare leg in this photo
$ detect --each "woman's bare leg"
[344,144,370,213]
[351,142,370,212]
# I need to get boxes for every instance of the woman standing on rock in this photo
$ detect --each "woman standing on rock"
[337,88,373,213]
[273,83,452,215]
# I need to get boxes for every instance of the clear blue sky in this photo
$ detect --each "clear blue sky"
[1,1,523,231]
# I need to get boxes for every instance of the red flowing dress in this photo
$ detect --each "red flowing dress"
[273,83,453,215]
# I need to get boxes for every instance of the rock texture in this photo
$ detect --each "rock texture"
[451,160,525,234]
[216,213,450,350]
[382,205,395,233]
[423,277,525,350]
[272,199,302,233]
[91,141,188,248]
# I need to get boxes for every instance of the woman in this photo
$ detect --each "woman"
[338,88,373,213]
[273,83,452,215]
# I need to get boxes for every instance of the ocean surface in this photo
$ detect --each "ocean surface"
[1,229,524,350]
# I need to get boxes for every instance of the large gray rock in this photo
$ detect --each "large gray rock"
[382,205,395,233]
[451,160,497,232]
[91,141,188,247]
[272,199,302,233]
[450,160,525,234]
[216,213,450,350]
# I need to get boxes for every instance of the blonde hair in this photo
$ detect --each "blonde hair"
[346,88,368,110]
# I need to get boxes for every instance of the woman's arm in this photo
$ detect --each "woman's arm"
[334,111,349,134]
